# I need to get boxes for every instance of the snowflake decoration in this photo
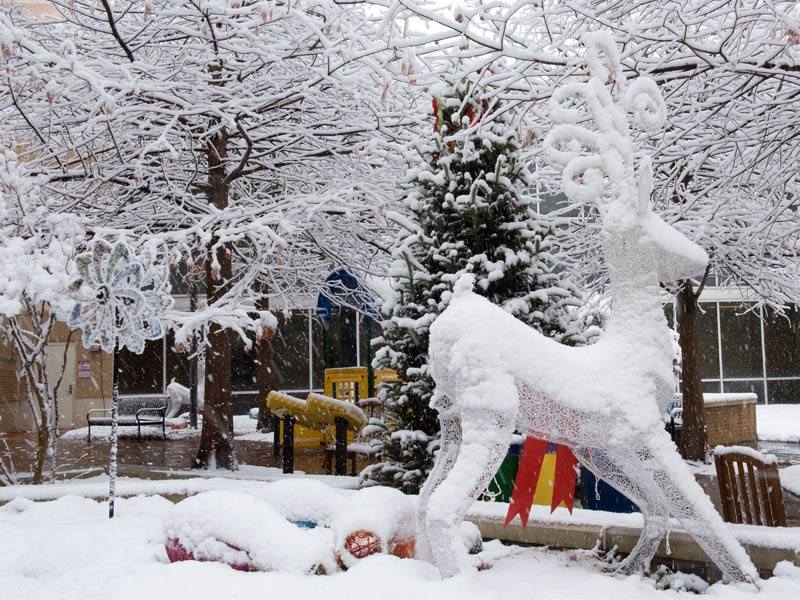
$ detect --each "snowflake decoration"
[67,240,172,354]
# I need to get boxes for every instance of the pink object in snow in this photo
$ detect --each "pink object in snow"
[165,538,251,571]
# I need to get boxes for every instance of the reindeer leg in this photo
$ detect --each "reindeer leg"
[647,438,758,583]
[426,407,515,577]
[416,411,462,563]
[574,446,668,575]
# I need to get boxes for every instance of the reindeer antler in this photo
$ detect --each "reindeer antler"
[543,32,666,213]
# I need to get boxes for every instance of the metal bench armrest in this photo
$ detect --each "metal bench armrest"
[87,408,112,420]
[136,406,166,421]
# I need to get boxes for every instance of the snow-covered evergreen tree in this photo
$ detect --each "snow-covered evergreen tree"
[363,78,586,493]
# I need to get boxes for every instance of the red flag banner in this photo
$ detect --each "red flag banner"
[551,444,578,514]
[504,437,547,528]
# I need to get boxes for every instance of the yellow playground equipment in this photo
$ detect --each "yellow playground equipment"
[267,367,397,475]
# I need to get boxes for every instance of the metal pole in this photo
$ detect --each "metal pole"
[308,309,313,392]
[355,313,361,366]
[273,416,281,458]
[109,314,120,519]
[366,319,375,397]
[322,326,330,371]
[189,279,198,429]
[334,416,347,476]
[282,415,294,474]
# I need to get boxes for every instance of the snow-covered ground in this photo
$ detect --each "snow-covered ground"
[1,478,800,600]
[0,472,358,503]
[783,465,800,498]
[757,405,800,443]
[1,402,790,600]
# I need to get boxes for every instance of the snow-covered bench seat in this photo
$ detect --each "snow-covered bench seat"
[87,396,168,442]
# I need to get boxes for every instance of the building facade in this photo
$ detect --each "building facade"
[0,319,113,432]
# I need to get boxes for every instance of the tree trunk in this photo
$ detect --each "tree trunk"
[195,310,236,469]
[194,102,237,470]
[255,291,275,431]
[676,279,708,460]
[31,355,50,485]
[33,414,49,484]
[8,311,55,484]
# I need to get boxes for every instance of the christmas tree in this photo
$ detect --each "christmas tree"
[362,78,586,493]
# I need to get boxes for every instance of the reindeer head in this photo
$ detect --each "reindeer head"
[544,33,708,284]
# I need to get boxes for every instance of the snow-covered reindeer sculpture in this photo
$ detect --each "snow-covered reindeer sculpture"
[416,34,757,583]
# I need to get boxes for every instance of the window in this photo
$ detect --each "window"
[719,304,762,379]
[722,379,765,404]
[271,311,311,391]
[765,379,800,404]
[118,339,163,395]
[312,316,325,390]
[117,304,385,399]
[697,303,721,380]
[359,315,381,369]
[231,334,259,392]
[669,299,800,405]
[323,308,358,369]
[166,332,190,388]
[764,306,800,378]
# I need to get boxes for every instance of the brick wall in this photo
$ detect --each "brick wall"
[705,401,757,446]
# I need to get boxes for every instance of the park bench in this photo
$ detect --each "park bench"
[87,396,168,442]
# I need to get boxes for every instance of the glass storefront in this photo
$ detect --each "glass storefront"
[119,308,380,397]
[123,295,799,405]
[686,302,800,404]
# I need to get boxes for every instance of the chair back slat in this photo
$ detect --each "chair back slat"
[735,462,753,523]
[745,463,763,525]
[765,466,788,526]
[716,456,740,523]
[713,447,787,528]
[757,467,774,526]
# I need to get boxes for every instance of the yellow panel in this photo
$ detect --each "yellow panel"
[266,390,306,415]
[292,424,327,448]
[306,393,367,431]
[287,424,358,449]
[266,391,326,430]
[532,453,557,507]
[266,389,366,448]
[375,369,399,386]
[324,367,369,400]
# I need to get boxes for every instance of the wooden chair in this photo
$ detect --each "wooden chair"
[713,446,787,527]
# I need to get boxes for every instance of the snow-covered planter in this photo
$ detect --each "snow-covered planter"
[332,487,416,568]
[164,491,335,574]
[253,479,347,529]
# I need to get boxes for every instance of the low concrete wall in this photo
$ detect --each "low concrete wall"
[466,508,800,580]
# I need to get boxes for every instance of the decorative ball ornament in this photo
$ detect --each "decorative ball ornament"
[336,529,417,569]
[343,530,383,559]
[67,239,173,353]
